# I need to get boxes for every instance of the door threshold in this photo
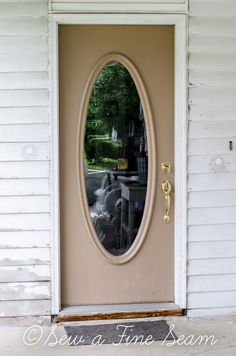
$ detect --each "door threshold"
[55,303,183,322]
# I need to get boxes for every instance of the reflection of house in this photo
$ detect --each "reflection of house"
[0,0,236,323]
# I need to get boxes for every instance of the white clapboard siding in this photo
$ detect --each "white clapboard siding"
[50,0,188,13]
[0,300,50,317]
[0,196,50,214]
[189,258,236,276]
[0,143,50,161]
[188,155,236,174]
[188,224,236,242]
[0,282,50,301]
[0,231,50,249]
[0,214,50,231]
[0,72,48,90]
[188,275,236,293]
[0,248,50,266]
[0,179,49,195]
[0,36,48,53]
[188,241,236,260]
[0,107,49,125]
[0,162,50,179]
[0,265,50,283]
[189,190,236,208]
[188,0,236,314]
[0,0,51,317]
[0,124,49,142]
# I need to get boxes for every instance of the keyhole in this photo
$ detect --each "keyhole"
[229,141,233,151]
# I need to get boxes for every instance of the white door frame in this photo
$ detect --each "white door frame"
[49,13,187,314]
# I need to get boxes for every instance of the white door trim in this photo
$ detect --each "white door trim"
[50,13,187,314]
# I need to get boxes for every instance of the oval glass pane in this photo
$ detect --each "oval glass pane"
[84,61,148,256]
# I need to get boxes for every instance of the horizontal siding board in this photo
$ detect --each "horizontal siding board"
[188,241,236,259]
[189,139,236,156]
[188,155,236,174]
[0,143,50,161]
[188,207,236,225]
[190,18,236,37]
[0,124,49,142]
[0,18,48,36]
[0,282,50,301]
[188,291,236,309]
[189,104,236,121]
[0,54,48,73]
[190,0,236,18]
[188,224,236,242]
[0,36,47,53]
[0,179,49,196]
[0,248,50,266]
[188,275,236,293]
[0,72,48,90]
[189,190,236,208]
[0,2,47,17]
[189,86,236,105]
[0,265,50,283]
[188,173,236,192]
[0,161,49,179]
[0,231,50,248]
[0,213,50,230]
[0,196,50,214]
[0,300,50,317]
[189,258,236,276]
[0,89,48,107]
[0,107,49,125]
[189,35,236,55]
[189,121,236,139]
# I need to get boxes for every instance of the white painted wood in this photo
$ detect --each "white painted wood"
[189,139,236,156]
[0,2,47,17]
[188,307,236,317]
[188,224,236,242]
[0,265,50,283]
[0,36,48,53]
[0,315,51,327]
[50,13,187,313]
[0,248,50,266]
[0,143,50,161]
[0,18,48,36]
[0,196,50,214]
[189,258,236,276]
[0,124,49,142]
[188,207,236,226]
[188,155,236,174]
[50,0,188,14]
[189,190,236,208]
[190,18,236,37]
[0,72,48,90]
[188,275,236,293]
[0,89,48,107]
[0,282,50,301]
[0,107,49,125]
[188,291,236,309]
[0,179,49,195]
[0,231,50,248]
[188,241,236,260]
[0,213,50,231]
[189,121,236,139]
[0,161,50,179]
[190,105,236,121]
[189,0,236,18]
[0,300,50,317]
[188,173,236,192]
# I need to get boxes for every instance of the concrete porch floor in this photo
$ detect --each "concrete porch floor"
[0,315,235,356]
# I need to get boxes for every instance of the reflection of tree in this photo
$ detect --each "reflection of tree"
[87,62,140,138]
[85,62,145,168]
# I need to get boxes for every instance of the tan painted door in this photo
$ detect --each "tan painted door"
[59,25,174,306]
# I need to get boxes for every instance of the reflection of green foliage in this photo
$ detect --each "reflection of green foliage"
[85,62,141,168]
[87,62,140,136]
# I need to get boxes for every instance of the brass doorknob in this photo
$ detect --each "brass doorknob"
[161,180,172,224]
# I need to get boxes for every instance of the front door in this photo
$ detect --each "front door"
[59,25,174,306]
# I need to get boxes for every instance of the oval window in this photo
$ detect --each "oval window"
[84,61,148,257]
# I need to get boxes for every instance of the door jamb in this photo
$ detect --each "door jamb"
[49,13,187,315]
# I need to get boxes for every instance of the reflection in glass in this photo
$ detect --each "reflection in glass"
[84,61,148,256]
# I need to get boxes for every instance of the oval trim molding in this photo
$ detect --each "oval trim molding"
[76,53,156,264]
